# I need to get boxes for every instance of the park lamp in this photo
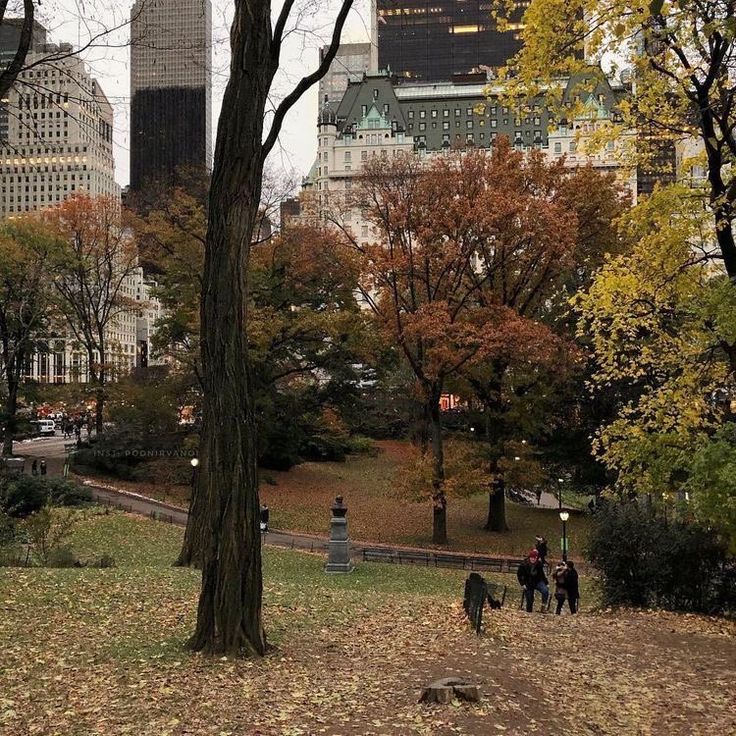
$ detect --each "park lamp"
[190,457,199,468]
[559,510,570,522]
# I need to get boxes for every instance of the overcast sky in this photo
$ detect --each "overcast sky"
[42,0,374,188]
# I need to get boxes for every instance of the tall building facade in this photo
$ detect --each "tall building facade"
[130,0,212,192]
[318,42,373,108]
[376,1,529,82]
[299,71,636,246]
[0,28,117,217]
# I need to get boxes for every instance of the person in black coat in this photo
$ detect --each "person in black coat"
[517,549,550,612]
[565,560,580,613]
[260,504,270,533]
[535,535,549,565]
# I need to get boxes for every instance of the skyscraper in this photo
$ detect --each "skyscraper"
[318,42,373,109]
[130,0,212,192]
[376,1,529,82]
[0,26,117,217]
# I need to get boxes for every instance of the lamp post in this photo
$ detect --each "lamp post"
[190,457,199,493]
[559,510,569,562]
[557,477,564,513]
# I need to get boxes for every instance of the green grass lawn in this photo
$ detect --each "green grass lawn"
[78,441,592,559]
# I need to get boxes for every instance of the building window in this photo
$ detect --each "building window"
[569,141,577,152]
[491,119,497,128]
[443,109,449,117]
[554,142,562,153]
[466,120,473,129]
[455,108,461,117]
[361,150,367,160]
[419,110,426,118]
[408,110,414,119]
[419,122,426,131]
[431,109,437,118]
[443,121,450,130]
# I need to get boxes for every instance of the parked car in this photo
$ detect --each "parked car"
[30,419,56,437]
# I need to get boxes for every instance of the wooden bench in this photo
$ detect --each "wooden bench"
[362,548,396,564]
[397,550,431,565]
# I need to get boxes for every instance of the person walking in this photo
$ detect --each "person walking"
[553,560,568,615]
[260,504,270,533]
[535,535,549,566]
[39,457,47,476]
[565,560,580,614]
[517,549,550,612]
[31,459,38,476]
[535,487,542,506]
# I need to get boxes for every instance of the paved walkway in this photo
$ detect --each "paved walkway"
[80,480,534,573]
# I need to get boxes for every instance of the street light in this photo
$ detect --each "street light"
[557,477,565,514]
[559,510,570,562]
[190,457,199,493]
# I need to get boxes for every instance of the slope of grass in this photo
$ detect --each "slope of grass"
[1,511,733,736]
[262,441,591,559]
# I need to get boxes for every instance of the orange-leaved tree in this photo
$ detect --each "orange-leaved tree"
[44,195,140,434]
[343,151,517,544]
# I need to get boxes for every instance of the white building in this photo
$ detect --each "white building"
[295,71,638,243]
[23,266,163,385]
[0,34,118,217]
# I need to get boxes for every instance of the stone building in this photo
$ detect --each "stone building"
[0,28,118,217]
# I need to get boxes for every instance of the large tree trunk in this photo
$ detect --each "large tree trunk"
[428,390,447,545]
[485,474,508,532]
[1,378,19,457]
[479,378,509,533]
[185,4,276,658]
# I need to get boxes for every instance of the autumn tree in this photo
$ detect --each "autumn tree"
[578,184,736,549]
[134,181,206,383]
[175,223,366,567]
[0,217,59,456]
[340,151,523,544]
[514,0,736,323]
[44,195,140,435]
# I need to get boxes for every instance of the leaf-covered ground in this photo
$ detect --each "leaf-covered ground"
[1,512,734,735]
[80,441,591,557]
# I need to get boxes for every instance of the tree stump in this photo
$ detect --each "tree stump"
[419,677,481,704]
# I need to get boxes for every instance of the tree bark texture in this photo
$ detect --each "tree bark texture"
[1,380,18,457]
[428,390,447,545]
[185,3,274,657]
[183,0,354,656]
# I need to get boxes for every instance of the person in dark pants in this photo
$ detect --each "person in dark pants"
[517,549,549,612]
[535,535,549,566]
[535,487,542,506]
[565,560,580,614]
[31,459,38,476]
[260,504,269,533]
[39,458,47,476]
[553,560,568,615]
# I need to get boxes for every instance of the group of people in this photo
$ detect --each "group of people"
[60,414,91,440]
[30,458,47,476]
[516,535,579,614]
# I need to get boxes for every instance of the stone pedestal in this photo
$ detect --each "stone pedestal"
[325,496,354,574]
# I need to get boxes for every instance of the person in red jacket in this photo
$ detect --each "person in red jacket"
[517,548,549,612]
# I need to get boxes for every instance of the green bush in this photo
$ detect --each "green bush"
[345,435,377,455]
[586,501,731,613]
[46,546,79,568]
[0,475,90,518]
